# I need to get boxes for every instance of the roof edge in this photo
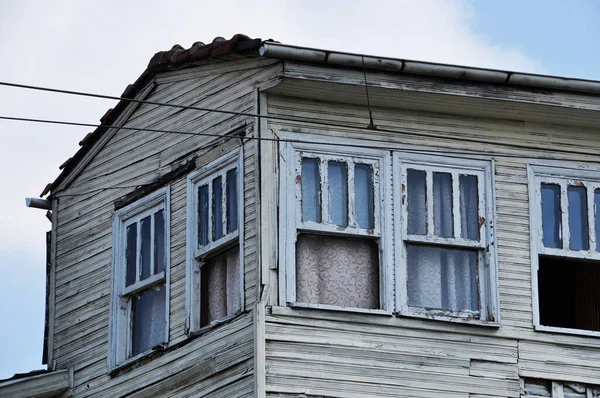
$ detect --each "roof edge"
[259,42,600,95]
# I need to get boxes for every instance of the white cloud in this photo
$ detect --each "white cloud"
[0,0,545,378]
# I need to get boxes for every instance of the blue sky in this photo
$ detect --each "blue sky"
[0,0,599,380]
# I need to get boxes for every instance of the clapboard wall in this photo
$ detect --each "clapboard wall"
[50,57,281,397]
[260,80,600,397]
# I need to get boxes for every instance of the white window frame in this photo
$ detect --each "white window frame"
[394,153,499,324]
[279,140,393,314]
[529,163,600,337]
[186,149,244,334]
[109,187,170,371]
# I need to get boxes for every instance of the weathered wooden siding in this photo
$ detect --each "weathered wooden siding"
[263,91,600,397]
[51,57,282,397]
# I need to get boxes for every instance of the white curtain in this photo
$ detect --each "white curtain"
[407,245,478,311]
[296,234,379,309]
[202,246,241,324]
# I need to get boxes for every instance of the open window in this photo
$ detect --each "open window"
[109,187,170,370]
[395,153,498,323]
[530,165,600,335]
[279,141,392,313]
[186,149,243,333]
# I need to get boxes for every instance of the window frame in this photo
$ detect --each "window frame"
[394,152,499,324]
[279,140,393,314]
[109,187,171,371]
[186,149,244,334]
[529,163,600,337]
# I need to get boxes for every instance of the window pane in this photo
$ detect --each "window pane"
[154,210,165,274]
[200,246,241,327]
[407,169,427,235]
[433,172,454,238]
[132,284,166,357]
[596,189,600,251]
[226,169,238,233]
[296,234,379,309]
[198,185,209,246]
[328,161,348,226]
[568,186,589,250]
[140,216,152,280]
[355,164,374,229]
[459,175,479,240]
[213,177,223,240]
[301,158,321,223]
[125,223,137,287]
[541,184,562,248]
[407,244,479,312]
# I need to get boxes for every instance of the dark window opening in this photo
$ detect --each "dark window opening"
[539,255,600,332]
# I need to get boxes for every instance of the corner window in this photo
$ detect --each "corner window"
[279,142,392,313]
[187,150,243,333]
[530,165,600,335]
[109,187,170,369]
[395,154,497,322]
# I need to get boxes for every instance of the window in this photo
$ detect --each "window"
[522,377,600,397]
[529,165,600,335]
[109,187,170,369]
[186,150,243,333]
[279,135,498,324]
[279,141,392,313]
[395,153,497,322]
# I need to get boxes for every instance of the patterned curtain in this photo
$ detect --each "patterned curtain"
[202,246,241,325]
[296,234,379,309]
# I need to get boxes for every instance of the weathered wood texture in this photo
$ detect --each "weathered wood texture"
[52,57,281,397]
[263,91,600,397]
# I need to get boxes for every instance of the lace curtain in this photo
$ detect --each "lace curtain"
[406,173,479,312]
[201,246,241,325]
[296,234,379,309]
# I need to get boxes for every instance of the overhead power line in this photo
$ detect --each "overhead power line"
[1,81,599,161]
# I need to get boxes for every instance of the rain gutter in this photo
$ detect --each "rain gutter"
[259,42,600,95]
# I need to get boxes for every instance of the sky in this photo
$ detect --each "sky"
[0,0,599,380]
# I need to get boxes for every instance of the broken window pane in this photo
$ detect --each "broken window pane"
[125,223,137,287]
[596,189,600,251]
[407,244,479,312]
[212,177,223,240]
[523,378,552,397]
[328,161,348,226]
[538,255,600,332]
[296,234,379,309]
[568,185,589,250]
[460,175,479,240]
[200,246,241,326]
[154,210,165,274]
[140,216,152,280]
[541,184,562,248]
[355,164,374,229]
[407,169,426,235]
[132,284,166,356]
[301,158,321,223]
[226,169,238,233]
[433,172,453,238]
[198,185,209,247]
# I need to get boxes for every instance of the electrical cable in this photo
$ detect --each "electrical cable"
[1,81,599,162]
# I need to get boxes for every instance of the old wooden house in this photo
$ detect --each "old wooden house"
[4,34,600,397]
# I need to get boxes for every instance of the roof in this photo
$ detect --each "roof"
[44,34,600,197]
[45,34,264,196]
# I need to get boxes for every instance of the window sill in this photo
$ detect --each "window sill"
[397,309,500,328]
[535,324,600,338]
[288,302,391,316]
[271,305,500,330]
[188,311,243,338]
[109,342,167,377]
